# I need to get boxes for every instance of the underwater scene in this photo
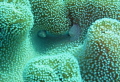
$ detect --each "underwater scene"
[0,0,120,82]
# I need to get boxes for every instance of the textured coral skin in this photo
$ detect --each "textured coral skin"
[0,0,34,81]
[29,0,71,35]
[29,0,120,42]
[65,0,120,41]
[0,0,120,82]
[23,54,82,82]
[80,18,120,81]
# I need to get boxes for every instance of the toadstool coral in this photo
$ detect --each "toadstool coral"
[23,54,82,82]
[1,0,120,82]
[80,18,120,81]
[0,0,34,81]
[65,0,120,42]
[29,0,120,53]
[29,0,71,35]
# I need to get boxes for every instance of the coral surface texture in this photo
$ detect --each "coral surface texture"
[0,0,120,82]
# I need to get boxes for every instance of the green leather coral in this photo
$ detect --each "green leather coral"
[64,0,120,41]
[0,0,34,81]
[29,0,70,35]
[23,54,82,82]
[1,0,120,82]
[0,0,33,48]
[80,18,120,81]
[29,0,120,42]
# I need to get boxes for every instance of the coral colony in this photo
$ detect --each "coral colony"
[0,0,120,82]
